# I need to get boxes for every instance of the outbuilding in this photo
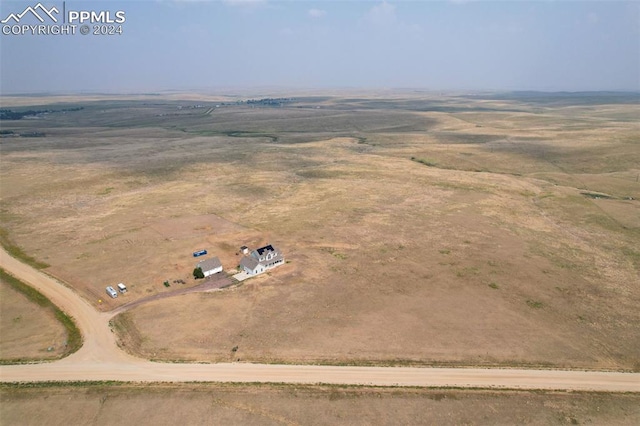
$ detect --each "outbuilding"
[197,256,223,277]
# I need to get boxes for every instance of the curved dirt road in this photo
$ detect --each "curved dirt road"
[1,248,639,392]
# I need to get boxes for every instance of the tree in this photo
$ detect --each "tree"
[193,267,204,279]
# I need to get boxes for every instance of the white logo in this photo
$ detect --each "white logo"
[2,2,126,36]
[1,2,59,24]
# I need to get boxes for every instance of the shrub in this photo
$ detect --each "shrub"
[193,267,204,279]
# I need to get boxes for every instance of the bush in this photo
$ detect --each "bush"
[193,267,204,279]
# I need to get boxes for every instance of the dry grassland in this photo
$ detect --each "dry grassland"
[0,276,67,361]
[1,92,638,369]
[1,383,639,426]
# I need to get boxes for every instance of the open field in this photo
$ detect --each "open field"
[1,383,639,426]
[4,247,639,394]
[1,91,638,370]
[0,270,68,361]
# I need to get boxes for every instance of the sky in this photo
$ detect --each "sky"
[0,0,638,93]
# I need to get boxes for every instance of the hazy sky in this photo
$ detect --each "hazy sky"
[1,0,638,93]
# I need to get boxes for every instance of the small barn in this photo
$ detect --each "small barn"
[197,257,223,277]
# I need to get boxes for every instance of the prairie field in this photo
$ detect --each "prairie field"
[0,273,67,361]
[2,383,639,426]
[1,91,638,369]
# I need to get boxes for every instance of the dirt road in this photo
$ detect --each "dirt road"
[110,274,232,316]
[1,247,639,392]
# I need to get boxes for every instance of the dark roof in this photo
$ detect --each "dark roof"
[255,244,276,256]
[240,245,248,250]
[240,256,260,270]
[197,257,222,272]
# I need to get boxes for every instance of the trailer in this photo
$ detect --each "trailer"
[193,249,207,257]
[106,286,118,298]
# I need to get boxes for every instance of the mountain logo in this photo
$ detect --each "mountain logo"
[1,3,59,24]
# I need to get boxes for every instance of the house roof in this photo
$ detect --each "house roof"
[197,256,222,272]
[240,256,260,270]
[255,244,277,256]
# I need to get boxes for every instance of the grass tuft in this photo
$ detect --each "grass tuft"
[526,300,544,309]
[410,156,438,167]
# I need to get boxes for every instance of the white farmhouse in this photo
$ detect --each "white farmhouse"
[197,256,223,277]
[240,244,284,275]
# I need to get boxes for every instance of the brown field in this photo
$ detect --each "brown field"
[1,92,638,370]
[0,276,67,361]
[1,383,639,425]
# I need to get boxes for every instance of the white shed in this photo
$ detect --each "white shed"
[197,257,223,277]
